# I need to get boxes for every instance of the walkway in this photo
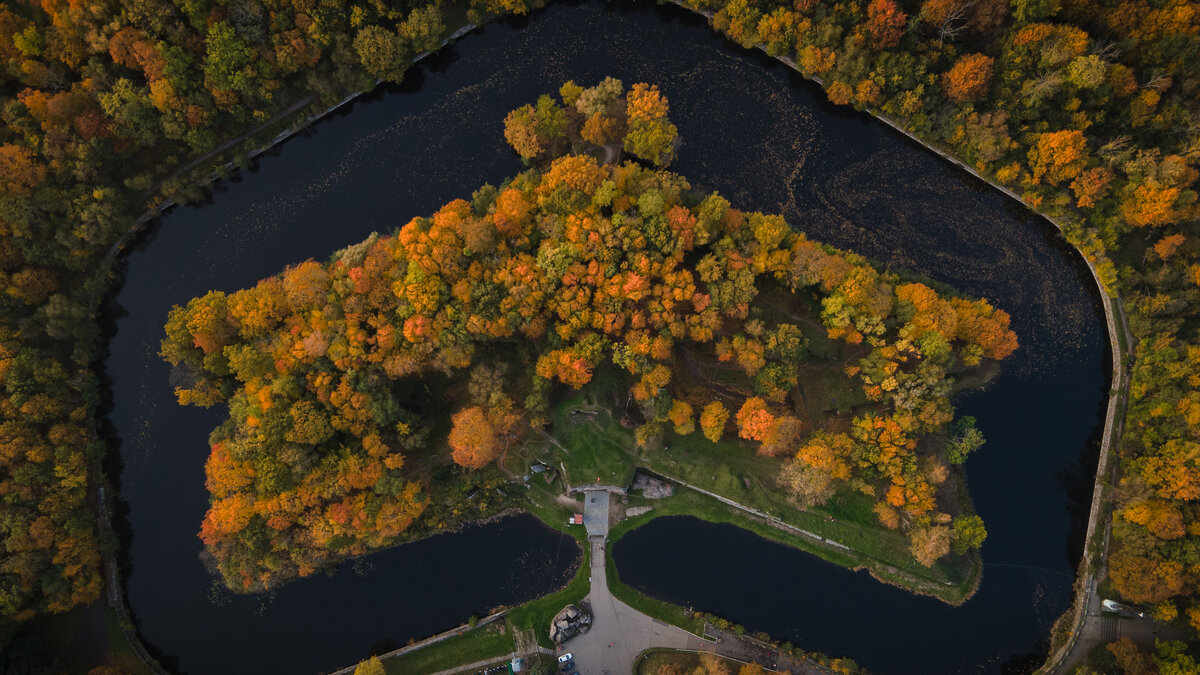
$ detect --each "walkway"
[371,486,829,674]
[558,488,828,674]
[582,491,610,537]
[560,535,709,673]
[429,647,554,675]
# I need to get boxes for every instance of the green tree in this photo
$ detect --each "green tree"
[353,26,409,84]
[951,514,987,554]
[946,416,985,464]
[1010,0,1060,24]
[203,22,256,99]
[1155,640,1198,675]
[98,79,160,147]
[399,6,445,55]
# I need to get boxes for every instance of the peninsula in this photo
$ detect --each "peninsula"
[161,79,1016,602]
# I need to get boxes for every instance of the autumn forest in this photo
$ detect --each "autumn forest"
[158,80,1014,591]
[2,0,1200,670]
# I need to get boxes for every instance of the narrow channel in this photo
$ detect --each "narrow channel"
[101,2,1107,672]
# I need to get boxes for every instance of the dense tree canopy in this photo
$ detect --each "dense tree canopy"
[673,0,1200,632]
[0,0,1193,637]
[163,82,1014,587]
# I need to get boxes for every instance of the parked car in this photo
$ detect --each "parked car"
[557,653,573,663]
[559,661,575,673]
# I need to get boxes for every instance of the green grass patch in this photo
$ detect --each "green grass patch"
[546,370,638,487]
[607,484,976,607]
[794,365,868,418]
[105,607,158,675]
[381,625,514,674]
[798,319,839,360]
[440,0,474,38]
[634,648,703,674]
[25,608,84,660]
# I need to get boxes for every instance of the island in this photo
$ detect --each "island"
[2,0,1200,666]
[160,79,1015,619]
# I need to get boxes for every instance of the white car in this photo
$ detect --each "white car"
[557,653,573,663]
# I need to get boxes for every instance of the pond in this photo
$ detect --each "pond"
[102,1,1107,673]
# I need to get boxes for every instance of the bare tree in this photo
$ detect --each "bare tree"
[1091,40,1121,63]
[937,0,978,44]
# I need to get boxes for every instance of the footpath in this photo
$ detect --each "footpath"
[556,488,830,675]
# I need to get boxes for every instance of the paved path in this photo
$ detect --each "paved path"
[429,647,554,675]
[556,488,830,674]
[1054,574,1187,674]
[583,491,610,538]
[557,536,709,674]
[388,486,830,674]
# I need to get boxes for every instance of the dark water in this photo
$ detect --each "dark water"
[102,1,1106,673]
[615,516,1075,674]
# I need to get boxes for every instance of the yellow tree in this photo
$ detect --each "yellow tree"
[909,525,951,567]
[699,401,730,442]
[353,657,385,675]
[668,399,695,435]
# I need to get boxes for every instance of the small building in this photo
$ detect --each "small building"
[510,656,524,672]
[568,513,584,525]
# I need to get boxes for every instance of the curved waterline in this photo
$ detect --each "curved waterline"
[100,2,1108,672]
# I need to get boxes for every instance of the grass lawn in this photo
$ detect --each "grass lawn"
[606,482,976,607]
[793,364,867,420]
[514,354,980,602]
[635,431,963,584]
[381,625,514,674]
[440,0,474,38]
[543,369,638,487]
[105,607,159,675]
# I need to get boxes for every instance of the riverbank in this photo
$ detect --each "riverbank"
[92,3,1115,672]
[656,0,1128,667]
[325,461,970,674]
[348,486,854,675]
[514,364,987,606]
[91,21,483,675]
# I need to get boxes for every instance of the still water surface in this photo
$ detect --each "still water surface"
[104,1,1107,672]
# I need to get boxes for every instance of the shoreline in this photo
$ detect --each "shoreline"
[91,3,1128,672]
[660,0,1127,667]
[91,23,480,675]
[650,471,981,606]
